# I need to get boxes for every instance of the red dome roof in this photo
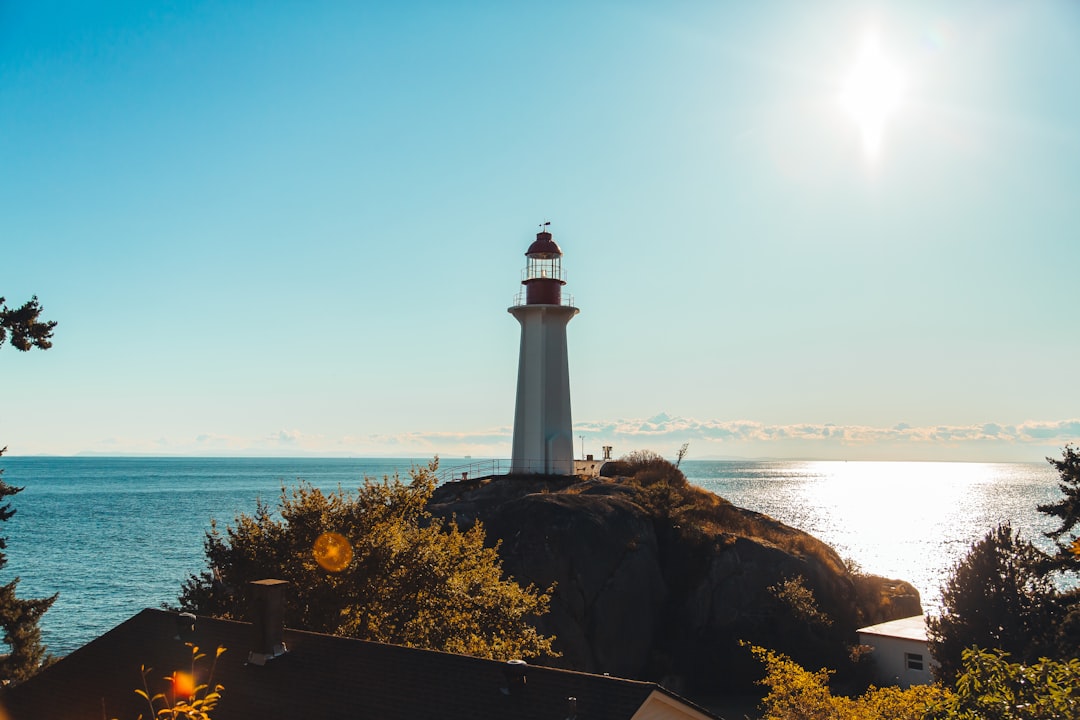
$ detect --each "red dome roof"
[526,231,562,257]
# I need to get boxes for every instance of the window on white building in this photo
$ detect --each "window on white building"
[905,652,924,671]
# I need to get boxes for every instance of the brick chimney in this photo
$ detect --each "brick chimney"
[247,579,289,665]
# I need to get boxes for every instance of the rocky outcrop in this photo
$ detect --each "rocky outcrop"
[429,474,922,693]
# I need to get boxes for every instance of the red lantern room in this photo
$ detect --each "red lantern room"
[521,228,565,305]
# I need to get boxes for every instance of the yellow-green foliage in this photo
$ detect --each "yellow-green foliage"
[746,643,947,720]
[179,459,556,661]
[124,643,224,720]
[926,648,1080,720]
[748,644,1080,720]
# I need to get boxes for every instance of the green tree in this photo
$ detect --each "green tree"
[0,295,58,684]
[927,524,1058,682]
[926,648,1080,720]
[1036,445,1080,660]
[1038,445,1080,574]
[178,460,556,660]
[0,295,57,351]
[0,450,57,685]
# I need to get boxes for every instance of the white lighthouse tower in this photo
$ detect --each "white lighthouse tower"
[509,225,579,475]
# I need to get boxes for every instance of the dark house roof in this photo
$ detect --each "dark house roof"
[2,608,715,720]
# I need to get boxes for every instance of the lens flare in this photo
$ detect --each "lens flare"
[171,670,196,698]
[313,532,353,572]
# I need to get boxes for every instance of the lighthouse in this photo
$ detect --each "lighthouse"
[509,225,579,475]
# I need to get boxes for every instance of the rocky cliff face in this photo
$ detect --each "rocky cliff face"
[429,471,921,693]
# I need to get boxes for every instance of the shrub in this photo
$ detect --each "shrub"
[746,643,945,720]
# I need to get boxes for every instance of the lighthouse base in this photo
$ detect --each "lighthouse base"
[509,303,578,476]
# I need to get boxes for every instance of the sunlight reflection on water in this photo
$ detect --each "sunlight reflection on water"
[689,460,1064,613]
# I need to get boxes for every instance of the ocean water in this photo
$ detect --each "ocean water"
[0,456,1066,658]
[689,460,1065,612]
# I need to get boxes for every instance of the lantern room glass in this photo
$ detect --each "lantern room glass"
[526,255,563,282]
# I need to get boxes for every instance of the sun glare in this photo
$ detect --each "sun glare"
[839,32,906,159]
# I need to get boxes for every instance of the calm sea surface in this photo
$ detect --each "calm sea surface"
[0,456,1065,657]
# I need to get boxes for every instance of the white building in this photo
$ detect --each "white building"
[857,615,936,688]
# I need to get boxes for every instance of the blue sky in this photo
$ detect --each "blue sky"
[2,1,1078,461]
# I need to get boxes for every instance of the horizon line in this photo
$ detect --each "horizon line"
[1,452,1054,465]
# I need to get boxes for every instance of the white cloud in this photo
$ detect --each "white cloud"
[569,415,1080,460]
[344,416,1077,461]
[62,417,1080,461]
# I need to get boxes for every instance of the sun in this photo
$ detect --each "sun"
[839,31,906,159]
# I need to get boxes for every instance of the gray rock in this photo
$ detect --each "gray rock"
[429,474,921,692]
